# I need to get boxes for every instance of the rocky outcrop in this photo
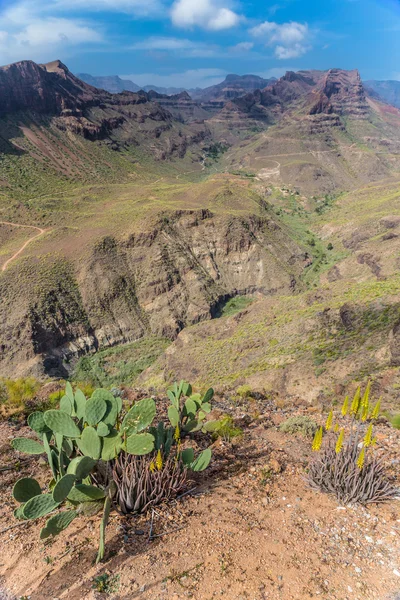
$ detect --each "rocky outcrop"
[192,74,276,102]
[0,59,210,164]
[215,68,370,126]
[0,208,307,377]
[312,69,369,119]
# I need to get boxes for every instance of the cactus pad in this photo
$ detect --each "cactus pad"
[101,429,123,461]
[23,493,59,519]
[13,478,42,503]
[74,388,87,421]
[190,448,212,472]
[97,421,110,437]
[78,426,102,459]
[68,484,106,503]
[67,456,96,480]
[27,412,50,434]
[40,510,77,539]
[168,406,179,427]
[121,398,156,435]
[43,410,81,438]
[52,474,77,503]
[11,438,45,455]
[60,394,73,415]
[85,396,107,426]
[125,432,154,455]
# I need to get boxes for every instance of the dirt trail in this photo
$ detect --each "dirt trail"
[0,221,47,272]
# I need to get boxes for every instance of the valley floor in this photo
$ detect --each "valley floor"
[1,399,399,600]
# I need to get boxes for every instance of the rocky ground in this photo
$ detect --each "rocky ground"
[0,396,399,600]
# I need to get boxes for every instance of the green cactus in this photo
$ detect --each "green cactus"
[166,381,214,434]
[85,396,107,426]
[74,388,87,421]
[14,505,27,520]
[180,448,195,466]
[68,484,106,503]
[91,390,120,427]
[101,429,123,461]
[60,394,74,415]
[167,406,179,427]
[190,448,212,472]
[78,426,102,459]
[96,495,111,564]
[121,398,156,435]
[27,412,50,434]
[125,433,154,455]
[97,421,110,437]
[67,456,96,480]
[52,474,76,503]
[12,438,45,455]
[40,510,77,539]
[9,380,213,565]
[65,381,75,403]
[43,410,81,438]
[13,478,42,503]
[23,493,60,519]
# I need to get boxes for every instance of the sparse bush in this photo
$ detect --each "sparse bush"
[10,380,213,562]
[93,573,120,594]
[203,415,243,442]
[279,415,318,438]
[236,384,252,399]
[391,414,400,429]
[0,377,40,408]
[308,383,398,504]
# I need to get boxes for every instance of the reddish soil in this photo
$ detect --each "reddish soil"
[0,406,399,600]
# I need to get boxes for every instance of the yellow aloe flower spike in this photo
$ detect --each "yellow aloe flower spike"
[156,449,163,471]
[334,423,339,433]
[312,426,323,452]
[325,410,333,431]
[350,387,361,416]
[371,397,381,420]
[341,395,349,417]
[361,381,371,408]
[364,423,373,447]
[174,424,181,442]
[149,460,156,473]
[356,446,366,470]
[361,403,369,422]
[335,428,345,454]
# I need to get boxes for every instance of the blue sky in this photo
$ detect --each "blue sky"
[0,0,399,88]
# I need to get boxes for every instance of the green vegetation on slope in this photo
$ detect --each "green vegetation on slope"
[72,336,171,387]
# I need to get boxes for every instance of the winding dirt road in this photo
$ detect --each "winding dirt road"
[0,221,46,272]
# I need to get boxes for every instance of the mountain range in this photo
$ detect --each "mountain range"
[364,79,400,108]
[1,58,400,386]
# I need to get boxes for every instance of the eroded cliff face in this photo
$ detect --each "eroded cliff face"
[0,209,307,378]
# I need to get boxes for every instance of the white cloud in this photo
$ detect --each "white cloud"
[250,20,311,59]
[0,2,103,64]
[130,37,200,50]
[53,0,162,17]
[121,68,227,88]
[230,41,254,52]
[129,36,222,57]
[171,0,240,31]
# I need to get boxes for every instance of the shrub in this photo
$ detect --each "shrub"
[10,380,213,562]
[308,383,398,504]
[279,415,318,438]
[0,377,40,408]
[236,384,252,399]
[203,415,243,442]
[391,414,400,429]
